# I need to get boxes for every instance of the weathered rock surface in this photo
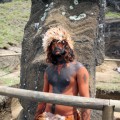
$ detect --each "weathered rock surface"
[20,0,105,119]
[105,19,120,58]
[0,95,11,120]
[11,98,23,120]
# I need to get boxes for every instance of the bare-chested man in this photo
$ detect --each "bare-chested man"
[34,26,90,120]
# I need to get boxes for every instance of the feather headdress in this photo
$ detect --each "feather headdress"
[42,26,74,52]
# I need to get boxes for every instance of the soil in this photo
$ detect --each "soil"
[96,58,120,119]
[96,58,120,93]
[0,96,12,120]
[0,47,21,120]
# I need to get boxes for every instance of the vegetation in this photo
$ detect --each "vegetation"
[0,65,20,86]
[0,77,20,86]
[0,0,119,48]
[105,11,120,19]
[105,6,120,19]
[0,0,31,48]
[0,0,30,86]
[96,75,120,92]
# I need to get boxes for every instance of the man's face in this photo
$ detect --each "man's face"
[51,40,66,56]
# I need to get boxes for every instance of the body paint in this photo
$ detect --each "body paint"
[46,62,83,94]
[46,61,83,113]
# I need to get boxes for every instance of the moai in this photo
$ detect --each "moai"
[19,0,105,119]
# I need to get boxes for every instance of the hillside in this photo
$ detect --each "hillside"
[0,0,31,48]
[0,0,120,49]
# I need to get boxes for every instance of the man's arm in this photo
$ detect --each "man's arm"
[43,72,49,92]
[76,66,90,120]
[34,72,49,119]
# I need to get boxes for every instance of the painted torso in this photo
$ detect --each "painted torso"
[46,61,83,94]
[45,61,83,115]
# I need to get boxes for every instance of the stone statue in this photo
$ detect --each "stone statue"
[19,0,105,119]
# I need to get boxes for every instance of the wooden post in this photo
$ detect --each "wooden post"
[102,106,114,120]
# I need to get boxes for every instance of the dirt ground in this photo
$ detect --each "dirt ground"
[0,48,21,120]
[96,58,120,92]
[96,58,120,119]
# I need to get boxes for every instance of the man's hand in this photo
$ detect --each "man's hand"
[81,109,90,120]
[34,103,46,120]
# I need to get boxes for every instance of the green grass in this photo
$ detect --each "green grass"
[96,75,120,92]
[105,11,120,19]
[0,77,20,86]
[0,1,119,48]
[0,0,31,48]
[96,83,120,91]
[0,67,11,73]
[0,67,20,86]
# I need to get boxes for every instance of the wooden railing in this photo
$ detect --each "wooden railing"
[0,86,120,120]
[0,53,21,57]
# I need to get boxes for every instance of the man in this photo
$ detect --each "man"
[34,26,90,120]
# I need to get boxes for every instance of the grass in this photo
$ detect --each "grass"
[0,1,119,48]
[96,75,120,92]
[105,11,120,19]
[105,6,120,19]
[96,83,120,92]
[0,0,31,48]
[0,67,11,73]
[96,60,120,92]
[0,67,20,86]
[0,77,20,86]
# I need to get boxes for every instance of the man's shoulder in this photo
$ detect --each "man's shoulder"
[74,61,89,75]
[74,61,83,68]
[45,64,53,72]
[69,61,84,71]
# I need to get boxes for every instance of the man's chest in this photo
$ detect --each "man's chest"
[47,66,76,83]
[46,65,77,93]
[46,62,83,93]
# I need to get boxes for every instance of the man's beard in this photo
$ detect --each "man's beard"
[52,47,66,64]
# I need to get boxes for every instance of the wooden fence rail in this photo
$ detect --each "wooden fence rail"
[0,53,21,57]
[104,59,120,62]
[0,86,120,120]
